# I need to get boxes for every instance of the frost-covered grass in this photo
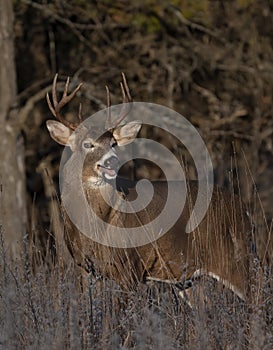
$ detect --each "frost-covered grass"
[0,232,272,350]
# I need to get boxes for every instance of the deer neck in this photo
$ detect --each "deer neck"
[60,155,115,224]
[84,175,140,223]
[83,178,125,221]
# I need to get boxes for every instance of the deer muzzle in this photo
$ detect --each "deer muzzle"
[98,155,120,180]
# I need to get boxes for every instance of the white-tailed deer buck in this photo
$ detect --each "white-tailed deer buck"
[46,74,255,303]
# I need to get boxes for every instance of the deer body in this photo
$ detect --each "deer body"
[46,75,253,301]
[63,176,251,298]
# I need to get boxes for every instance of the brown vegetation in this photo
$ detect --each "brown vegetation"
[0,0,272,348]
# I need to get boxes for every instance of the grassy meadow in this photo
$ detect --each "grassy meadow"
[0,202,272,349]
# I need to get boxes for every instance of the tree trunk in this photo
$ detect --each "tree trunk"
[0,0,27,261]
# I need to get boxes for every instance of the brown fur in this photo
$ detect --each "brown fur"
[62,175,252,298]
[46,79,254,301]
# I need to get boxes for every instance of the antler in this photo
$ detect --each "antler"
[105,72,133,130]
[46,74,83,130]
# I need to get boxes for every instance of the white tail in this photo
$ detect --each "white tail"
[46,74,254,302]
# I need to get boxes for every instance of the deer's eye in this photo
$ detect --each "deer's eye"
[111,142,118,148]
[83,141,94,149]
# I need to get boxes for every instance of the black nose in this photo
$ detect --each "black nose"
[104,156,120,170]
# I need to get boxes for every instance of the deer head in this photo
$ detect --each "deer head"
[46,74,142,186]
[45,73,257,306]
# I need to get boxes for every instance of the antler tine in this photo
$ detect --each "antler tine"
[46,73,59,117]
[46,73,83,130]
[110,73,133,128]
[120,80,126,104]
[52,73,59,112]
[105,85,112,129]
[46,92,57,117]
[59,77,83,109]
[121,72,132,102]
[78,103,83,123]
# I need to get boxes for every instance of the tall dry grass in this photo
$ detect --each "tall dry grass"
[0,212,272,349]
[1,159,272,349]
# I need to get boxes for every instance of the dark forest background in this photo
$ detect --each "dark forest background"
[0,1,272,348]
[1,0,272,262]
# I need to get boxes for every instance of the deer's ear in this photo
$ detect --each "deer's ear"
[46,120,76,149]
[113,121,142,146]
